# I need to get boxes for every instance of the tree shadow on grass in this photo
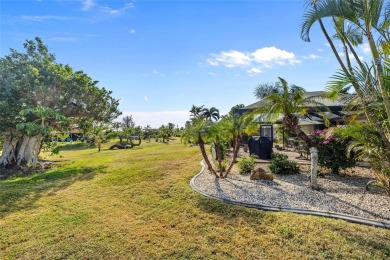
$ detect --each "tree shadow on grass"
[345,233,390,257]
[57,143,97,151]
[0,165,106,218]
[195,195,269,221]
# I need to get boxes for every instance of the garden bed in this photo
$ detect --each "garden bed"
[192,162,390,224]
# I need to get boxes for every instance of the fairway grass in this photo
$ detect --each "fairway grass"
[1,140,389,259]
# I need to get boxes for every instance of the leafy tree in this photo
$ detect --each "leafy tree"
[0,37,121,169]
[122,115,135,129]
[253,77,326,189]
[229,104,245,116]
[158,125,170,143]
[167,122,176,137]
[121,115,136,144]
[301,0,390,192]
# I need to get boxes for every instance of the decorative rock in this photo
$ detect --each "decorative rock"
[250,168,274,181]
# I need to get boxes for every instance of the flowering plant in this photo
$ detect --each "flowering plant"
[309,129,356,174]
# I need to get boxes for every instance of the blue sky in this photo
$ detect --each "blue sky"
[0,0,371,127]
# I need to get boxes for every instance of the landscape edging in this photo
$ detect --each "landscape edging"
[190,160,390,229]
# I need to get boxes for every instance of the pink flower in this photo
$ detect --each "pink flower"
[322,140,329,145]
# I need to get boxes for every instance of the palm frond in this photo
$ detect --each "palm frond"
[301,0,353,42]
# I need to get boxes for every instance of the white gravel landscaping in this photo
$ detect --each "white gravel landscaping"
[192,163,390,224]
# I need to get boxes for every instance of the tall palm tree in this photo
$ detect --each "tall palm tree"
[201,107,220,121]
[189,105,204,120]
[253,77,325,189]
[301,0,390,191]
[302,0,390,119]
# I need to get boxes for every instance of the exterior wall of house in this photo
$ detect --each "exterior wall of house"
[300,125,316,134]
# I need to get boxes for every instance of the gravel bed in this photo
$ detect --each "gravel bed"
[193,164,390,223]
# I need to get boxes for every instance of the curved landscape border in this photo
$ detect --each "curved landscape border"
[190,161,390,229]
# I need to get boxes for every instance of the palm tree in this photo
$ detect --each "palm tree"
[201,107,220,121]
[189,105,204,120]
[218,111,255,178]
[253,77,325,189]
[301,0,390,191]
[181,117,219,178]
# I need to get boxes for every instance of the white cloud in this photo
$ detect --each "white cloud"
[19,15,70,22]
[144,96,148,102]
[251,46,296,63]
[121,111,190,128]
[100,2,134,15]
[152,69,165,76]
[129,29,136,34]
[82,0,95,11]
[206,46,301,75]
[247,67,262,76]
[337,51,364,61]
[317,48,324,52]
[360,42,371,55]
[207,50,251,68]
[309,54,321,59]
[302,54,322,59]
[47,36,78,42]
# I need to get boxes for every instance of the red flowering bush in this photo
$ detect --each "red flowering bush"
[309,129,356,174]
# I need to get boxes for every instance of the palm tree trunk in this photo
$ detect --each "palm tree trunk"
[215,135,223,177]
[198,135,218,178]
[225,135,241,178]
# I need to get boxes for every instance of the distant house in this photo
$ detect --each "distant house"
[237,91,364,134]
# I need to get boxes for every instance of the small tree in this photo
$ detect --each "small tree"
[253,77,326,189]
[181,117,219,178]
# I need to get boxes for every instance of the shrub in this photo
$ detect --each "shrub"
[237,156,256,174]
[269,152,300,174]
[309,130,356,174]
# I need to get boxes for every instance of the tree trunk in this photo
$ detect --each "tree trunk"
[215,136,223,177]
[0,132,43,169]
[16,135,43,168]
[0,131,18,167]
[309,147,319,190]
[198,135,218,178]
[225,135,241,178]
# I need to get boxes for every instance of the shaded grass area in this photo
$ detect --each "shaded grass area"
[0,140,389,259]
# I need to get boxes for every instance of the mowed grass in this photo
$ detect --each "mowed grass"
[0,140,389,259]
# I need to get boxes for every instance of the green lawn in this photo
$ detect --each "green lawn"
[1,140,389,259]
